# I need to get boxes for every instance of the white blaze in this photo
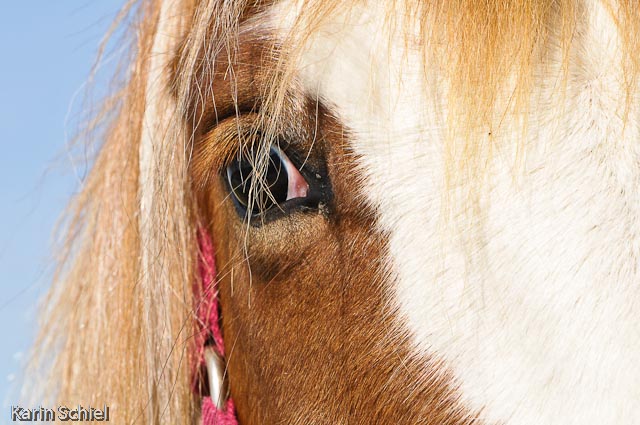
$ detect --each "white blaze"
[272,1,640,424]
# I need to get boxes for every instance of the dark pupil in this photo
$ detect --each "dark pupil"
[227,147,289,215]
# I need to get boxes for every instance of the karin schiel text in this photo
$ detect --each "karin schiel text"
[10,405,110,422]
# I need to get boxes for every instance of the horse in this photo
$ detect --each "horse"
[29,0,640,423]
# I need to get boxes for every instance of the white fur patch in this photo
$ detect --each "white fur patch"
[272,1,640,424]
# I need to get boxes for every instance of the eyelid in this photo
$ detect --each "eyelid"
[195,114,261,171]
[192,114,263,190]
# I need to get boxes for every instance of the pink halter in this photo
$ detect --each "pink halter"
[196,228,239,425]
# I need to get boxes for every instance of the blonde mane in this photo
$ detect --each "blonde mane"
[30,1,639,422]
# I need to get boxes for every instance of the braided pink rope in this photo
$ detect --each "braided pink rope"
[197,228,238,425]
[201,397,237,425]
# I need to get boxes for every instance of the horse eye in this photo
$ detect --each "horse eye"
[226,145,309,217]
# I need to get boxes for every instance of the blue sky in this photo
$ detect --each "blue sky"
[0,1,124,404]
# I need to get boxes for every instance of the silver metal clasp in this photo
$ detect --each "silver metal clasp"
[204,347,230,410]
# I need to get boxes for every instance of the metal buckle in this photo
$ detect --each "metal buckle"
[204,347,230,410]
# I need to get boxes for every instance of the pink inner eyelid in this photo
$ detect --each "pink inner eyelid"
[279,152,309,201]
